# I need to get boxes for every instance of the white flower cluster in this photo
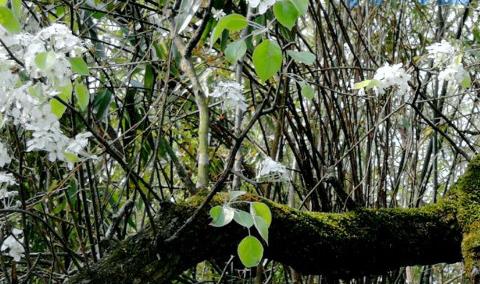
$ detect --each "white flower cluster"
[209,81,247,112]
[1,228,24,262]
[0,23,94,168]
[438,62,470,87]
[426,41,470,88]
[212,8,226,20]
[247,0,276,14]
[426,40,456,66]
[256,157,290,183]
[372,63,411,95]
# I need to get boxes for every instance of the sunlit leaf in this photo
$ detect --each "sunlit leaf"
[209,205,235,227]
[74,81,89,111]
[211,14,248,46]
[69,57,89,76]
[234,210,254,228]
[287,50,316,65]
[0,7,21,33]
[250,202,272,226]
[237,236,264,268]
[273,0,300,30]
[225,40,247,63]
[252,39,282,81]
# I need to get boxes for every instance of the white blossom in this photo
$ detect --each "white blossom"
[256,157,290,182]
[247,0,276,14]
[0,143,11,168]
[36,23,85,54]
[209,81,247,112]
[426,40,456,66]
[26,130,69,162]
[438,62,471,87]
[67,132,93,154]
[212,8,226,20]
[0,22,90,169]
[0,172,16,186]
[372,63,411,95]
[1,229,24,262]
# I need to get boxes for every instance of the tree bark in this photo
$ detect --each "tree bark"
[67,156,480,284]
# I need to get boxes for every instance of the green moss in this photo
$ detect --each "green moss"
[443,155,480,280]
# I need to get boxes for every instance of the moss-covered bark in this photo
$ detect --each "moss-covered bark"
[67,156,480,283]
[448,156,480,281]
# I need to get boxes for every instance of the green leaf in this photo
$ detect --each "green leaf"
[0,0,7,7]
[50,99,66,118]
[461,76,471,89]
[273,0,300,30]
[286,50,316,65]
[74,82,89,111]
[237,236,264,268]
[0,7,21,33]
[353,79,377,90]
[57,82,73,101]
[50,83,72,118]
[11,0,22,19]
[64,152,80,163]
[252,39,282,81]
[250,202,272,226]
[234,210,254,228]
[253,215,269,243]
[144,64,155,91]
[228,190,246,201]
[35,51,56,70]
[211,14,248,46]
[69,57,90,76]
[225,40,247,63]
[301,83,315,100]
[93,89,112,119]
[290,0,309,15]
[209,205,235,227]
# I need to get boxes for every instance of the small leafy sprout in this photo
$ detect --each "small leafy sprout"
[208,191,272,268]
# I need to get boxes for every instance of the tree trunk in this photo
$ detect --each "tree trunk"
[67,156,480,284]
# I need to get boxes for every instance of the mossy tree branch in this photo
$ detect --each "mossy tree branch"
[67,156,480,283]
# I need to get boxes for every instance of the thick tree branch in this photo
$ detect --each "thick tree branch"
[67,198,462,283]
[67,156,480,283]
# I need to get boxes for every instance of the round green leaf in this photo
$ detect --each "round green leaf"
[273,0,300,30]
[211,14,248,46]
[209,205,235,227]
[237,236,264,268]
[0,7,21,33]
[250,202,272,226]
[252,40,282,81]
[301,83,315,100]
[286,50,316,65]
[35,51,56,70]
[233,210,254,228]
[225,40,247,64]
